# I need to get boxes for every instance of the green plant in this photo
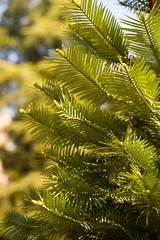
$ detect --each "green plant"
[1,0,160,239]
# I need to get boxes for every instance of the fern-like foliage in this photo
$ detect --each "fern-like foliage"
[121,7,160,70]
[64,0,129,61]
[2,0,160,240]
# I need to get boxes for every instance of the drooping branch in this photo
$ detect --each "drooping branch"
[148,0,155,9]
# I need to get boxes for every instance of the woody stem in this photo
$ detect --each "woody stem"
[148,0,155,10]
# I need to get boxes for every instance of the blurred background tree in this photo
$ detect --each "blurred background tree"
[0,0,64,238]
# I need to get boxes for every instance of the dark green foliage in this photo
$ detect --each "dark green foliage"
[118,0,160,12]
[1,0,160,239]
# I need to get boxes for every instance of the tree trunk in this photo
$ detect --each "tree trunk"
[149,0,155,9]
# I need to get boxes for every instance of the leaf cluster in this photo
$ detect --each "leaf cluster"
[2,0,160,239]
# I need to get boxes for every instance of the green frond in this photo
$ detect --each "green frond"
[34,79,64,104]
[121,7,160,68]
[38,78,126,137]
[64,0,128,61]
[95,127,158,172]
[1,192,89,240]
[22,104,71,146]
[1,212,40,240]
[61,94,126,135]
[24,103,105,147]
[45,170,108,205]
[25,189,91,238]
[23,89,127,150]
[39,146,121,194]
[40,149,118,195]
[23,101,107,148]
[102,58,160,124]
[123,135,158,169]
[40,147,92,177]
[46,42,113,105]
[119,164,160,211]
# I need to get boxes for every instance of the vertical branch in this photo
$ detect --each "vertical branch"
[148,0,155,10]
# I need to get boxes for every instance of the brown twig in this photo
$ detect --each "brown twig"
[148,0,155,10]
